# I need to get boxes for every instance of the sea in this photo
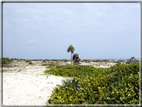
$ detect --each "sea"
[27,58,141,61]
[81,58,140,61]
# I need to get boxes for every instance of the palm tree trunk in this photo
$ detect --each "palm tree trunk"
[71,53,72,64]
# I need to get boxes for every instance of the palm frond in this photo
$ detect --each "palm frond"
[67,45,75,53]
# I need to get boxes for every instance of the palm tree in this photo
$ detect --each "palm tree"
[67,45,75,64]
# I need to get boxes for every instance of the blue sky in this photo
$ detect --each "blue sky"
[3,3,140,59]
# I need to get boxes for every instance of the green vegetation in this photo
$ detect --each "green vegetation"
[41,64,49,66]
[2,57,13,64]
[117,60,125,62]
[51,59,59,61]
[81,60,91,63]
[92,60,103,62]
[126,57,139,64]
[13,58,32,62]
[25,60,32,64]
[73,53,79,60]
[1,69,10,73]
[32,59,38,61]
[102,59,110,62]
[45,62,59,68]
[44,61,139,104]
[91,59,110,62]
[73,53,80,64]
[67,45,75,64]
[45,59,50,61]
[111,60,117,63]
[42,60,46,63]
[61,77,79,89]
[44,65,103,78]
[63,59,69,62]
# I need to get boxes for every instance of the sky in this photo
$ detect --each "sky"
[3,3,140,60]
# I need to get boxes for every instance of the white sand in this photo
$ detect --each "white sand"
[1,61,117,106]
[2,65,69,106]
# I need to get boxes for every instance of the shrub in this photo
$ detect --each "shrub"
[26,60,31,62]
[45,63,139,104]
[2,57,13,64]
[63,59,68,62]
[93,60,103,62]
[73,53,79,60]
[45,59,50,61]
[82,60,91,63]
[42,60,46,63]
[73,53,80,64]
[46,62,58,68]
[102,60,110,62]
[126,57,139,64]
[32,59,38,61]
[51,59,60,62]
[111,60,117,63]
[117,60,126,64]
[41,64,48,66]
[29,61,32,65]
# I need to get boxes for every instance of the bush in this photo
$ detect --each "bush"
[2,57,13,64]
[45,59,50,61]
[25,60,32,64]
[46,62,58,68]
[29,61,32,65]
[32,59,38,61]
[111,60,117,63]
[51,59,60,62]
[92,60,103,62]
[126,57,139,64]
[117,60,126,64]
[102,60,110,62]
[45,63,139,104]
[42,60,46,63]
[41,64,49,66]
[26,60,31,62]
[82,60,91,63]
[73,53,79,60]
[63,59,69,62]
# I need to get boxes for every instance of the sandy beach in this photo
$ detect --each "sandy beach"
[2,66,68,105]
[1,60,117,106]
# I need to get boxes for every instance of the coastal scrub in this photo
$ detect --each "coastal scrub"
[44,63,139,104]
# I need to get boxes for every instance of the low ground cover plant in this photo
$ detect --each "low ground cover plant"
[45,62,59,68]
[44,65,107,78]
[44,62,139,104]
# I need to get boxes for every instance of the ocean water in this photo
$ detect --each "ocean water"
[26,58,141,61]
[82,58,141,61]
[82,59,129,61]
